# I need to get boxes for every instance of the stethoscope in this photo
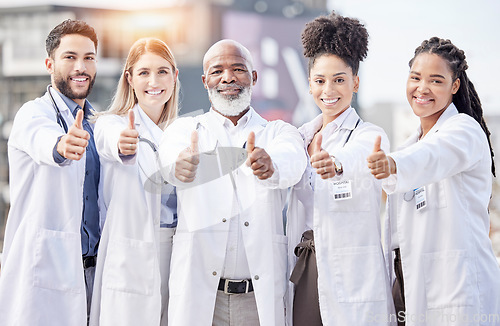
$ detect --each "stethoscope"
[47,85,69,133]
[137,134,170,191]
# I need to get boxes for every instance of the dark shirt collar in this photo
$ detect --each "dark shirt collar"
[53,88,93,116]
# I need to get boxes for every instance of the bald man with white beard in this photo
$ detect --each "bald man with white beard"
[159,39,307,326]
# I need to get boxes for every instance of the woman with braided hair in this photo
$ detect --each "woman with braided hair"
[287,11,395,325]
[368,37,500,326]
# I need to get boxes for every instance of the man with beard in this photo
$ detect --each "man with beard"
[0,19,101,325]
[159,39,307,325]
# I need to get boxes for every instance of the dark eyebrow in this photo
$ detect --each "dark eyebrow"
[209,63,247,70]
[313,72,347,78]
[208,65,223,70]
[61,51,96,56]
[410,71,446,79]
[430,74,446,79]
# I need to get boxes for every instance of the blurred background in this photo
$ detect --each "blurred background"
[0,0,499,260]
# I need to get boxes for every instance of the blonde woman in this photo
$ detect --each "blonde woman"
[89,38,179,326]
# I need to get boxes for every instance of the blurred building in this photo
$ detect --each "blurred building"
[0,0,328,251]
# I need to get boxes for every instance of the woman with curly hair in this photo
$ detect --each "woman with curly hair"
[368,37,500,326]
[287,11,395,325]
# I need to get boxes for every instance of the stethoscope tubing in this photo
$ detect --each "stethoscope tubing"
[47,85,69,133]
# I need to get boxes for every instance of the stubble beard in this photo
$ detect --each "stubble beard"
[53,71,96,101]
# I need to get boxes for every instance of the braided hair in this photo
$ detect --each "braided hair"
[301,11,368,75]
[410,37,495,176]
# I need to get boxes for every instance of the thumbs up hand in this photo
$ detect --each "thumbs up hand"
[309,133,336,179]
[246,131,274,180]
[367,135,395,179]
[56,109,90,161]
[175,130,200,183]
[246,131,255,155]
[118,109,139,156]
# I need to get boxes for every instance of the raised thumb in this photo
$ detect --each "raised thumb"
[190,130,198,153]
[74,109,84,129]
[246,131,255,154]
[373,135,382,153]
[313,133,323,154]
[128,109,135,130]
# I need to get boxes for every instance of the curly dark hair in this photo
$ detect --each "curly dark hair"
[46,19,98,58]
[410,37,495,176]
[301,11,368,75]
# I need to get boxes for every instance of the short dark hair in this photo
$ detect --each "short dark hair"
[45,19,98,58]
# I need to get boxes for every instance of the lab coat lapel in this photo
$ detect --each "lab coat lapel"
[398,104,459,151]
[321,108,359,151]
[424,103,459,138]
[134,107,161,190]
[197,111,232,148]
[243,109,268,146]
[197,108,268,148]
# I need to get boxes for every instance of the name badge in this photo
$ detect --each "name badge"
[332,180,352,201]
[414,186,426,210]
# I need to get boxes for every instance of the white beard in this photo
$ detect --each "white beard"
[208,86,252,116]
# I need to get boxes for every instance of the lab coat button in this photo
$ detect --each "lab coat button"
[244,221,249,226]
[222,218,227,223]
[254,275,259,280]
[212,271,217,276]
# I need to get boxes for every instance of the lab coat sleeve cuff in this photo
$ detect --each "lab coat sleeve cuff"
[381,154,400,194]
[52,136,70,166]
[118,152,137,165]
[255,161,280,188]
[382,174,398,194]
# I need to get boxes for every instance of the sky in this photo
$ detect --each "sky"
[329,0,500,113]
[1,0,499,112]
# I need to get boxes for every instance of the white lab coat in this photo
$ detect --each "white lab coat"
[0,90,87,326]
[384,103,500,326]
[159,108,307,326]
[286,108,395,325]
[90,105,174,326]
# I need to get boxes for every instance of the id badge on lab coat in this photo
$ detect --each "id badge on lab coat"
[332,180,353,201]
[415,186,427,210]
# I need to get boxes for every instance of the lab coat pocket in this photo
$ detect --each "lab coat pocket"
[331,245,386,302]
[33,228,82,293]
[422,250,473,309]
[273,234,288,297]
[326,178,371,212]
[103,236,155,296]
[429,180,447,209]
